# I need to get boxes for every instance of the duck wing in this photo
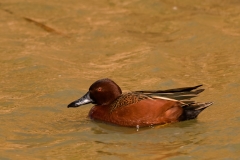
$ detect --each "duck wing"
[135,85,204,104]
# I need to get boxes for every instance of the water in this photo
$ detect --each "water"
[1,0,240,159]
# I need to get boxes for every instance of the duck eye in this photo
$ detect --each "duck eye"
[97,87,102,92]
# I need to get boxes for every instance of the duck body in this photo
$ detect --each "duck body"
[68,78,213,127]
[89,94,183,127]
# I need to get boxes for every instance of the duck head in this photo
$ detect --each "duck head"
[67,78,122,107]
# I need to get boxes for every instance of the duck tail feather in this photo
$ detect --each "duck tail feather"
[180,102,213,120]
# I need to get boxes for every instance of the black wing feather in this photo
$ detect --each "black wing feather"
[135,85,204,103]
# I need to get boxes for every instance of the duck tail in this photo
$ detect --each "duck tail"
[180,102,213,121]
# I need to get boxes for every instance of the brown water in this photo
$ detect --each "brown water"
[1,0,240,159]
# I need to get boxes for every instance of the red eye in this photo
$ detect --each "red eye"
[97,87,102,91]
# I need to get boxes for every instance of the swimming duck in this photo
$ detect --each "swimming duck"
[68,78,212,127]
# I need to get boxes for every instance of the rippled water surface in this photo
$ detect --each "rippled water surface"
[1,0,240,159]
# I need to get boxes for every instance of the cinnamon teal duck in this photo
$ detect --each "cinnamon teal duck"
[67,78,213,127]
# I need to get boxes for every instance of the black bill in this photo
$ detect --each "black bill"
[67,92,93,108]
